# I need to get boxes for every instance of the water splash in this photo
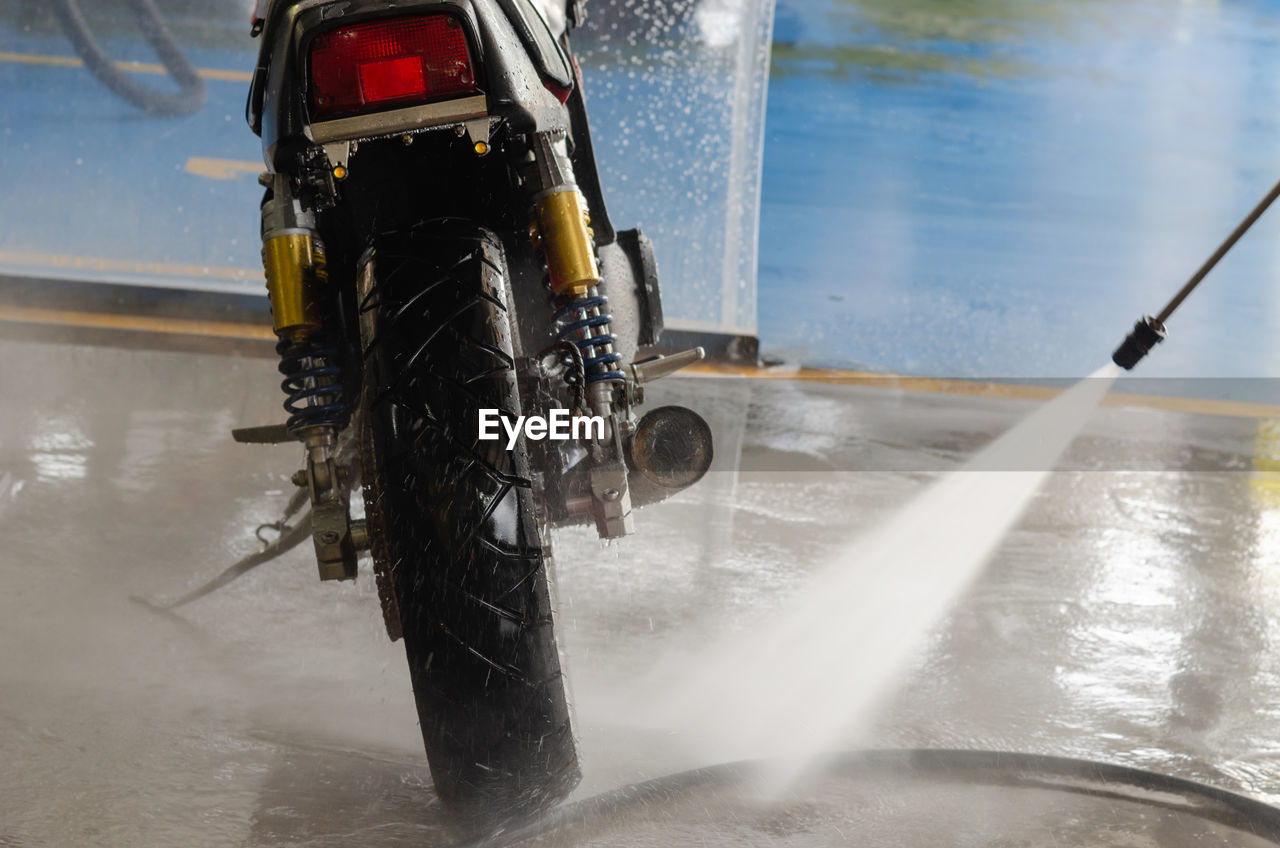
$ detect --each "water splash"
[627,363,1121,790]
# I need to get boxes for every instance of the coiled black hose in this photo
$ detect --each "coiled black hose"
[50,0,207,117]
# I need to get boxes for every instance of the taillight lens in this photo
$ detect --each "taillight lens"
[309,14,477,121]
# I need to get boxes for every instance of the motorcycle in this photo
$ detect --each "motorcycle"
[237,0,715,824]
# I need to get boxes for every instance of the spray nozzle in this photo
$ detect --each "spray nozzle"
[1104,177,1280,372]
[1111,316,1166,371]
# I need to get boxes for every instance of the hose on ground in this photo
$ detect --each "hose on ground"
[50,0,207,117]
[456,749,1280,847]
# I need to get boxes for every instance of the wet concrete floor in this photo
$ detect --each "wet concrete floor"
[3,336,1280,845]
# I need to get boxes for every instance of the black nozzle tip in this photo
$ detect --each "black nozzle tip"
[1112,315,1166,370]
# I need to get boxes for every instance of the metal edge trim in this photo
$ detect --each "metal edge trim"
[308,94,488,144]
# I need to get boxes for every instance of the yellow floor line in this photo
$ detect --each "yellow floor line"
[0,49,252,82]
[0,304,273,342]
[185,156,264,180]
[0,295,1275,420]
[0,250,261,283]
[687,363,1280,421]
[0,306,1272,419]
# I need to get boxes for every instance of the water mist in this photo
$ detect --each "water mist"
[615,363,1122,792]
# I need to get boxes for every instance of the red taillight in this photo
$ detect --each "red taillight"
[309,14,477,121]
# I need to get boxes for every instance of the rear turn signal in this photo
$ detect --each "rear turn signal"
[309,14,477,121]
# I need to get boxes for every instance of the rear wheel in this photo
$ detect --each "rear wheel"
[360,221,579,824]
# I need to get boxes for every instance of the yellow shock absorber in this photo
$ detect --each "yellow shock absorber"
[532,188,599,298]
[262,232,327,341]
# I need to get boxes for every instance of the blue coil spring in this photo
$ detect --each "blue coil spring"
[277,339,349,432]
[555,294,625,384]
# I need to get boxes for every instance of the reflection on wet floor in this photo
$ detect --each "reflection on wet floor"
[4,337,1280,845]
[247,738,443,847]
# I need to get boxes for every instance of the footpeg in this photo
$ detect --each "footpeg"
[232,424,293,444]
[631,347,705,385]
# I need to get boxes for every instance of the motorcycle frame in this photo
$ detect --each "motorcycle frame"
[245,0,670,541]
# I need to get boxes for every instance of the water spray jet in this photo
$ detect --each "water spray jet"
[620,176,1280,797]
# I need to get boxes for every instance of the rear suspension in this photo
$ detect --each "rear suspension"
[528,132,632,538]
[260,174,360,581]
[277,339,348,433]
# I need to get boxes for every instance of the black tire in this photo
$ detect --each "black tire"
[360,222,580,825]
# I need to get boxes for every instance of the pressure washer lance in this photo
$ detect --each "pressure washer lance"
[1113,176,1280,369]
